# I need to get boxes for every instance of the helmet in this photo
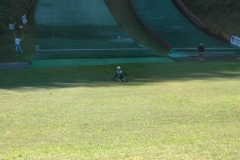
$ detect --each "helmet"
[117,66,121,69]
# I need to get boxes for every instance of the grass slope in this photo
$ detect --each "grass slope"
[0,0,35,62]
[1,1,240,159]
[0,31,35,63]
[184,0,240,36]
[0,62,240,159]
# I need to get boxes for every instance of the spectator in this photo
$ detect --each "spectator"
[198,43,204,63]
[15,36,23,53]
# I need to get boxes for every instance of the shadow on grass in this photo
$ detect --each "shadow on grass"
[0,62,240,90]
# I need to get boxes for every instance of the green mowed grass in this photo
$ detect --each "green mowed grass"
[0,62,240,159]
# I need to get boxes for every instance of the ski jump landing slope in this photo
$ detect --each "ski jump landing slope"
[131,0,236,57]
[33,0,161,61]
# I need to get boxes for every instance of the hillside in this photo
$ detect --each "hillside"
[0,0,35,62]
[184,0,240,36]
[1,0,240,62]
[0,0,35,33]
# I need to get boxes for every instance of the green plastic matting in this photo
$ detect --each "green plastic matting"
[131,0,235,57]
[33,0,161,60]
[31,57,174,68]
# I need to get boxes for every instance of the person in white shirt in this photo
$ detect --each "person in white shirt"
[15,36,23,53]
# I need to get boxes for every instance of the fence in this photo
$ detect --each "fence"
[128,0,172,51]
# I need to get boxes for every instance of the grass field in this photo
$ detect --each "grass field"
[1,62,240,159]
[0,1,240,159]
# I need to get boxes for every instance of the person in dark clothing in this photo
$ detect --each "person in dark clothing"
[198,43,205,63]
[113,66,128,82]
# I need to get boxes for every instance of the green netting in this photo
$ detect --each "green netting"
[131,0,234,53]
[34,0,160,60]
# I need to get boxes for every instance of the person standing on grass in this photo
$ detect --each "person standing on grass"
[15,36,23,53]
[198,43,205,63]
[113,66,128,82]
